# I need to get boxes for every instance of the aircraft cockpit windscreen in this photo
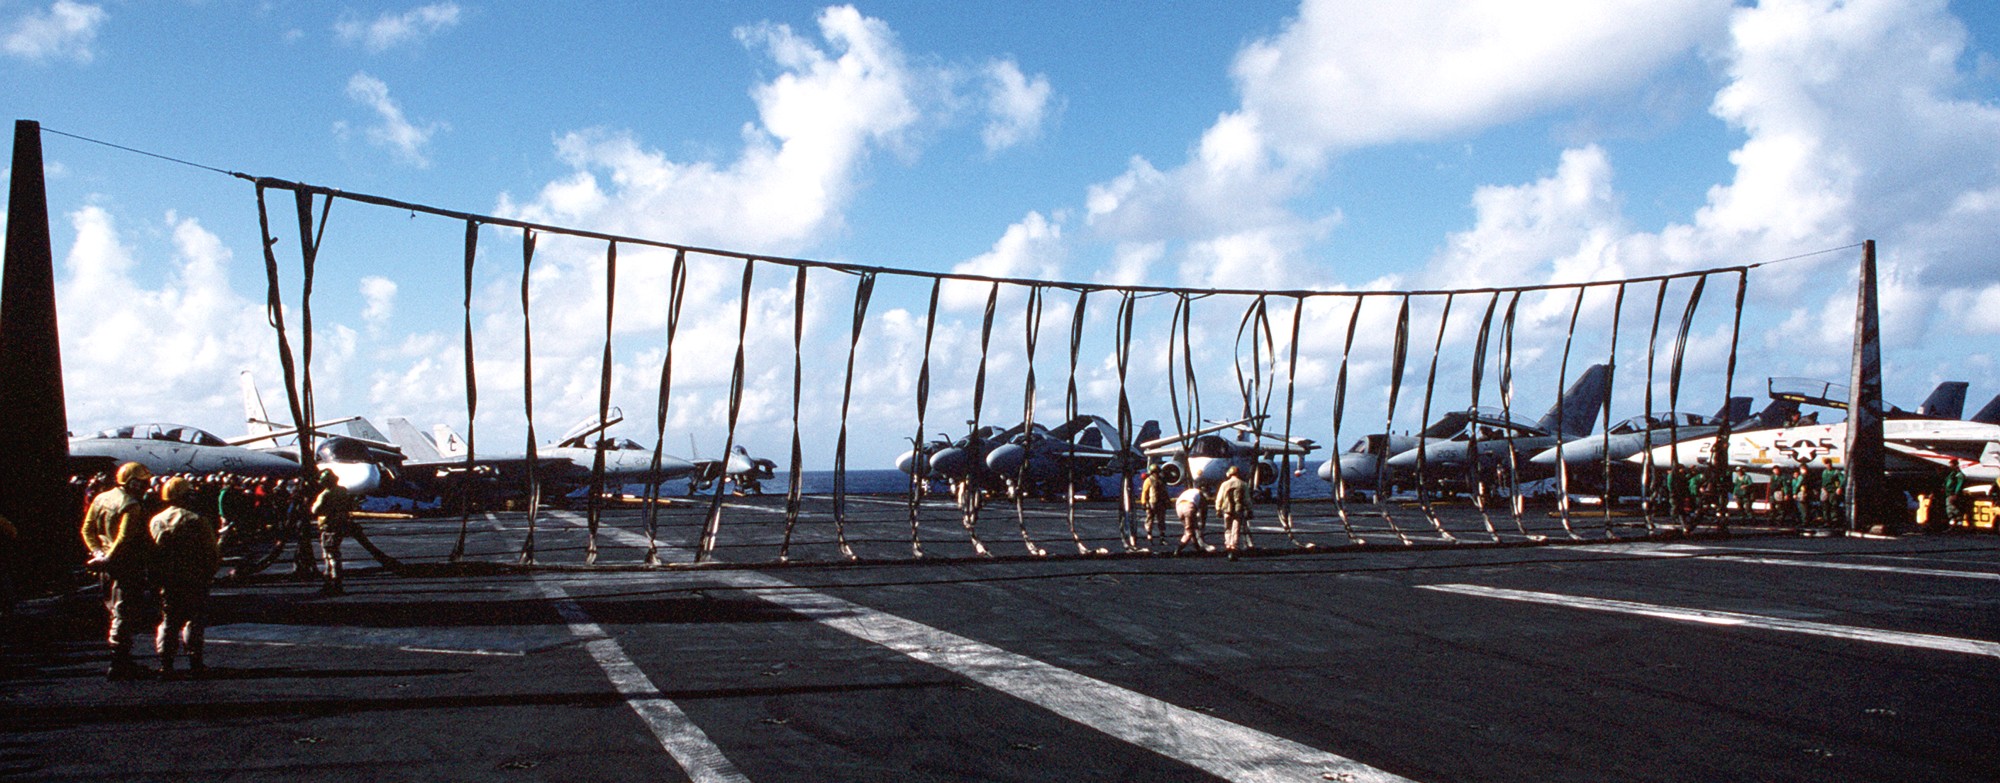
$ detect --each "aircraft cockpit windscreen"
[95,423,226,445]
[1607,412,1713,435]
[1429,407,1539,440]
[1189,435,1233,458]
[598,438,646,451]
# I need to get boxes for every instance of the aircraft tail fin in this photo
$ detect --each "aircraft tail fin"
[384,417,446,462]
[1717,396,1753,423]
[1537,364,1610,437]
[433,424,469,458]
[1917,381,1969,419]
[1971,393,2000,425]
[344,417,392,444]
[239,370,277,439]
[1135,420,1161,446]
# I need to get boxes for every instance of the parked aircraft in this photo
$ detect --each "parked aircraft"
[1637,382,1997,482]
[69,423,306,479]
[1528,397,1800,496]
[896,423,1021,494]
[1324,365,1612,496]
[1139,415,1317,490]
[982,415,1157,499]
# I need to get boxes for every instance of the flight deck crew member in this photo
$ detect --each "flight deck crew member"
[1730,466,1755,523]
[1822,466,1847,525]
[1216,467,1253,560]
[1943,459,1969,528]
[151,477,220,679]
[1172,484,1209,556]
[1139,470,1169,545]
[81,462,157,680]
[311,470,356,595]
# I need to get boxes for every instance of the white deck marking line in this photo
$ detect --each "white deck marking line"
[1419,583,2000,659]
[535,579,750,783]
[552,515,1415,783]
[1574,542,2000,581]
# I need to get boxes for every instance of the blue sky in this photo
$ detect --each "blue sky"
[6,0,2000,469]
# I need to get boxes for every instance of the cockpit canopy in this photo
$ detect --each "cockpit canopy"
[595,437,646,451]
[91,423,227,447]
[1605,412,1716,435]
[1189,434,1234,459]
[1420,407,1542,440]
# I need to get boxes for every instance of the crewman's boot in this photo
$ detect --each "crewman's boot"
[106,645,144,681]
[159,638,180,681]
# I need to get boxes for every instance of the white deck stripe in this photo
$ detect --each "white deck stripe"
[1575,542,2000,581]
[536,579,750,783]
[1419,583,2000,658]
[554,513,1416,783]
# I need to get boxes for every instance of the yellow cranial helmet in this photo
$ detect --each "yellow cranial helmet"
[161,476,193,503]
[115,462,152,485]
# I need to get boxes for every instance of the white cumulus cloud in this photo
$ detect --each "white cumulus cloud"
[338,72,444,168]
[3,0,106,64]
[981,58,1052,152]
[335,2,461,53]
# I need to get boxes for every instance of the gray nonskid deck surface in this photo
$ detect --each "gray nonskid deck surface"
[5,504,1998,782]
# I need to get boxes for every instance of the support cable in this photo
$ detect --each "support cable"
[1666,276,1708,532]
[1712,270,1750,529]
[1600,284,1626,537]
[1113,292,1140,549]
[1276,295,1307,547]
[1640,279,1669,532]
[962,282,999,557]
[1062,289,1090,554]
[1499,293,1532,537]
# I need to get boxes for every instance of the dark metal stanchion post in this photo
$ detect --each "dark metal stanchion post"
[1846,240,1888,534]
[0,120,72,594]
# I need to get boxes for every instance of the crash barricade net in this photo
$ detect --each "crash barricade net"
[72,136,1849,573]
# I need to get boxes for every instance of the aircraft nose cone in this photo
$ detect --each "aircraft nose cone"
[1384,449,1420,470]
[1335,454,1377,483]
[325,461,382,496]
[1316,459,1336,482]
[986,443,1026,475]
[929,447,972,478]
[1528,447,1563,467]
[895,449,925,476]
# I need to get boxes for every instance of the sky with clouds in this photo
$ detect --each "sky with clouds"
[5,0,2000,469]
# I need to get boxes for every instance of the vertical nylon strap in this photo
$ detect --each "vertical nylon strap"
[1328,296,1363,543]
[1378,295,1412,545]
[1276,295,1305,546]
[1600,284,1626,536]
[642,249,689,565]
[698,259,757,563]
[1467,293,1502,543]
[1499,292,1530,535]
[451,220,478,561]
[251,186,312,496]
[1667,276,1707,531]
[1551,287,1586,540]
[1414,293,1457,542]
[1113,292,1139,549]
[1711,270,1750,523]
[1640,279,1669,530]
[780,266,810,560]
[586,241,617,560]
[962,282,999,556]
[519,229,543,564]
[830,271,875,560]
[904,278,941,558]
[1062,289,1089,554]
[291,190,329,477]
[1011,285,1047,557]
